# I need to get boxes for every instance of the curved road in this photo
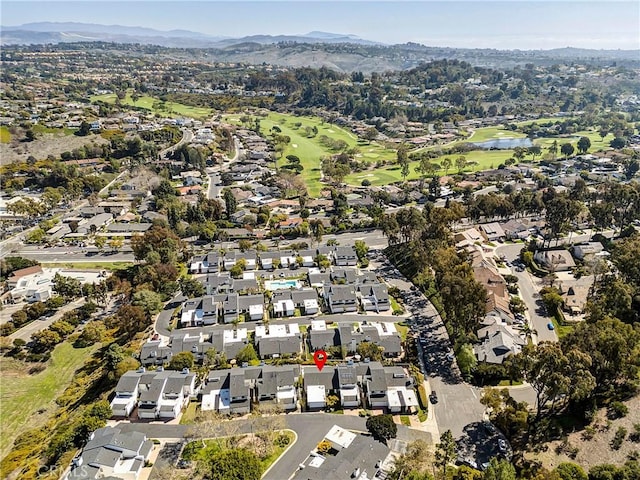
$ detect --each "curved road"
[117,412,429,480]
[159,128,193,159]
[495,243,558,343]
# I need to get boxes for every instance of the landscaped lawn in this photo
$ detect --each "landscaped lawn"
[182,430,295,472]
[226,112,397,197]
[345,149,515,186]
[0,342,99,458]
[91,91,214,119]
[551,314,574,339]
[0,126,11,143]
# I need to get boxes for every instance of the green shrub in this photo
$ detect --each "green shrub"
[608,401,629,419]
[611,427,627,450]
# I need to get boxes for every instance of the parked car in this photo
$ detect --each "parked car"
[547,322,555,330]
[429,391,438,404]
[498,439,507,452]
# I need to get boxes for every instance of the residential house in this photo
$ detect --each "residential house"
[105,222,152,237]
[309,319,340,352]
[561,282,591,315]
[303,366,336,410]
[279,252,298,268]
[330,267,358,285]
[278,217,304,231]
[272,288,319,317]
[338,322,402,358]
[230,277,260,294]
[110,372,141,417]
[189,251,221,274]
[109,369,196,420]
[255,323,303,359]
[259,251,280,270]
[323,285,358,314]
[219,293,239,323]
[362,362,418,413]
[238,294,265,321]
[336,364,360,408]
[454,227,484,248]
[200,272,232,295]
[308,271,332,288]
[201,365,299,413]
[297,249,316,267]
[64,427,153,480]
[358,284,390,312]
[223,251,257,270]
[256,365,298,410]
[474,318,526,364]
[479,222,506,242]
[572,242,605,261]
[534,249,576,272]
[364,363,388,409]
[139,340,172,367]
[500,219,532,240]
[333,246,358,266]
[219,328,250,359]
[229,370,251,414]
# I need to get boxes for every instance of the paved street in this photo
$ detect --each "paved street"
[7,298,85,342]
[496,243,557,343]
[370,250,486,438]
[11,246,135,264]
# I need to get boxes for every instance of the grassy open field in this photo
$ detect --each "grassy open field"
[32,124,75,136]
[347,120,613,187]
[0,126,11,143]
[91,91,214,120]
[345,149,515,186]
[0,342,99,458]
[226,112,397,196]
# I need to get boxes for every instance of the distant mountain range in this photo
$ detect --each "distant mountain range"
[1,22,638,72]
[0,22,379,47]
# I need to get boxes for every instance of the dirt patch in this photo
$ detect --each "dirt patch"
[0,357,30,377]
[0,133,109,165]
[527,395,640,470]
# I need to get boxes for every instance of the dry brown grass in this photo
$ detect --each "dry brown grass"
[0,132,108,165]
[526,395,640,470]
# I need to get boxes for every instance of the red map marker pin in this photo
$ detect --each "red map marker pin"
[313,350,327,371]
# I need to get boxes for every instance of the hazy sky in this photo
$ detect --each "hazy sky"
[2,1,639,50]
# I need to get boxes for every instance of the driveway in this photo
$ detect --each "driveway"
[496,243,557,343]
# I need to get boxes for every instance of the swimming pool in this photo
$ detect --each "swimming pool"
[265,279,301,290]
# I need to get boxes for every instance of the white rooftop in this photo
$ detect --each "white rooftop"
[307,385,326,404]
[325,425,356,449]
[223,328,248,343]
[311,319,327,331]
[255,323,299,339]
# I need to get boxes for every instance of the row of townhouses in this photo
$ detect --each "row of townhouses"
[140,320,403,366]
[189,245,358,274]
[180,269,389,326]
[199,361,419,415]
